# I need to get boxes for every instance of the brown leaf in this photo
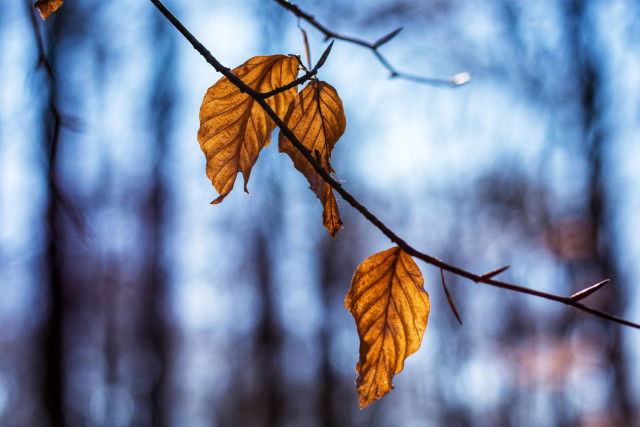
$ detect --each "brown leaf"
[278,80,346,237]
[34,0,63,20]
[198,55,300,204]
[345,247,430,408]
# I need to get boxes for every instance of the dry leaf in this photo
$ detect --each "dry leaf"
[345,247,430,408]
[278,80,346,237]
[34,0,63,20]
[198,55,300,204]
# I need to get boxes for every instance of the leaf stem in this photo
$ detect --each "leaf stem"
[149,0,640,331]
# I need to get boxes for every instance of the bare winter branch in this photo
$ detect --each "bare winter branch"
[272,0,469,87]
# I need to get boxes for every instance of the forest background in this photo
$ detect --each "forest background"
[1,0,640,425]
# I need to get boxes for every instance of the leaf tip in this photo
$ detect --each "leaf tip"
[358,396,372,409]
[210,194,226,205]
[359,387,394,409]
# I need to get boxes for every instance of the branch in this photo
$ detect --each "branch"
[273,0,470,87]
[149,0,640,331]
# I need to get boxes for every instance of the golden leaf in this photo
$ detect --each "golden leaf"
[34,0,63,20]
[345,247,430,408]
[278,80,346,237]
[198,55,300,204]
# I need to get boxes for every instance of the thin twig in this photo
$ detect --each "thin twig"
[272,0,470,87]
[149,0,640,331]
[440,269,463,325]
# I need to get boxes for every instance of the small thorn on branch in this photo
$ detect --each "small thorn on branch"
[479,265,510,280]
[441,269,463,325]
[315,41,334,70]
[570,279,610,301]
[374,27,403,48]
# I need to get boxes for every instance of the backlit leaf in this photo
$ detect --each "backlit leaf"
[34,0,63,20]
[345,247,430,408]
[278,80,346,237]
[198,55,300,204]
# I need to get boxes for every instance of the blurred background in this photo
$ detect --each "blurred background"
[1,0,640,425]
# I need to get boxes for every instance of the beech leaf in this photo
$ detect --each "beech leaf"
[278,80,346,237]
[198,55,300,204]
[345,247,430,408]
[34,0,63,20]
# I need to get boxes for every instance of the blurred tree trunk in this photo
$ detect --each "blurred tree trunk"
[316,233,361,427]
[566,1,635,422]
[136,10,177,426]
[38,6,67,426]
[219,174,287,427]
[254,225,284,427]
[317,238,343,427]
